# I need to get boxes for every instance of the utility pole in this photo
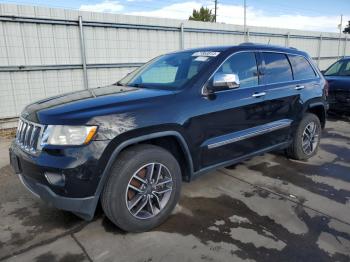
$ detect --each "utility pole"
[244,0,247,40]
[214,0,217,22]
[338,14,343,58]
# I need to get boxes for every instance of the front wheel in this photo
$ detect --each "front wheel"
[286,113,322,160]
[101,144,182,232]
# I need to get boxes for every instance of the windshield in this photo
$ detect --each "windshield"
[324,59,350,76]
[117,51,219,90]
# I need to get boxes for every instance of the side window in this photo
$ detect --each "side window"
[346,61,350,70]
[338,60,350,76]
[343,60,350,76]
[288,55,317,80]
[263,53,293,84]
[325,61,342,76]
[217,52,259,88]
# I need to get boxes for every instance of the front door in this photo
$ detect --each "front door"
[190,51,278,169]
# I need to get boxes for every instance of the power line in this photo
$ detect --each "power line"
[218,0,338,17]
[1,0,348,33]
[1,0,347,18]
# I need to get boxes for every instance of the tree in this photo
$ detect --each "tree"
[343,21,350,34]
[189,6,215,22]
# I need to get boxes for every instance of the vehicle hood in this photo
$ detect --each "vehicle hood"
[22,85,175,125]
[324,75,350,92]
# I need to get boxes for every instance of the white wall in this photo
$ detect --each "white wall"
[0,3,348,119]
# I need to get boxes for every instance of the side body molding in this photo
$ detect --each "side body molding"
[201,119,292,149]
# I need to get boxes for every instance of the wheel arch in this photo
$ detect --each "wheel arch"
[96,130,193,196]
[306,101,326,129]
[82,131,194,220]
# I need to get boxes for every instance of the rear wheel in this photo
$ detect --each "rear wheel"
[286,113,321,160]
[101,144,181,232]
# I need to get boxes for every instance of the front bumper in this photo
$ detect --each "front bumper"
[9,139,110,220]
[18,173,96,220]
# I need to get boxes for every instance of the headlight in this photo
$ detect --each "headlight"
[41,125,98,146]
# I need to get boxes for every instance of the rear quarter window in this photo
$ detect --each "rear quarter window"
[288,55,317,80]
[262,53,293,84]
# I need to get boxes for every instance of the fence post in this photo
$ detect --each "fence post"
[286,32,290,47]
[180,23,184,50]
[344,34,348,57]
[246,28,250,42]
[317,34,322,67]
[78,16,89,90]
[1,22,19,115]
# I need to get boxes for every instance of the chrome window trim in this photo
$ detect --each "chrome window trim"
[201,50,259,95]
[201,49,320,96]
[256,50,321,79]
[285,53,319,81]
[204,119,292,149]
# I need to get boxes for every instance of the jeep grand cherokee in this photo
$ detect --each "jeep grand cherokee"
[10,43,328,232]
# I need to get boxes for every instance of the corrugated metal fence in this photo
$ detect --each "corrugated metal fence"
[0,3,349,121]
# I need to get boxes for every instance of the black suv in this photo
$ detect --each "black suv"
[10,43,327,232]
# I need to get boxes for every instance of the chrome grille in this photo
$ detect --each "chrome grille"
[16,118,44,154]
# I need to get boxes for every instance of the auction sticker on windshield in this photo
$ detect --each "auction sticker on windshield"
[194,56,210,62]
[192,51,220,57]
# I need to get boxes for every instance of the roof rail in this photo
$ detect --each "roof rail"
[239,42,299,51]
[239,42,256,45]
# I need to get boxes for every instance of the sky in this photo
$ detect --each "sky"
[0,0,349,32]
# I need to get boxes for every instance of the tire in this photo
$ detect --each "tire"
[286,113,322,160]
[101,144,182,232]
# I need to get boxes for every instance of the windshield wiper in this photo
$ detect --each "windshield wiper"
[128,83,146,88]
[113,82,149,88]
[113,81,125,86]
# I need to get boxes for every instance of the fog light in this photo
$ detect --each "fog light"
[44,172,65,187]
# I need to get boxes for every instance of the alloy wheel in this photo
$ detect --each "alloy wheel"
[125,163,173,220]
[301,121,319,155]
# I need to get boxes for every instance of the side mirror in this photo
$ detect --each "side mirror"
[213,73,240,89]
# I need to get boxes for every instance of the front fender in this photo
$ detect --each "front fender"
[87,130,194,218]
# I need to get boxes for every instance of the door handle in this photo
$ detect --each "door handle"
[295,85,305,90]
[252,92,266,98]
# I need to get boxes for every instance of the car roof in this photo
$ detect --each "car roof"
[339,56,350,61]
[178,43,308,57]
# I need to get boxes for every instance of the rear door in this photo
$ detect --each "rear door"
[259,52,300,144]
[287,53,321,106]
